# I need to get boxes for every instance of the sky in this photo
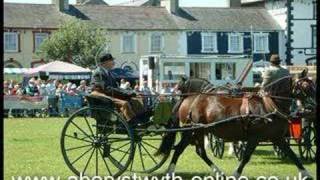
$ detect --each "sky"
[4,0,228,7]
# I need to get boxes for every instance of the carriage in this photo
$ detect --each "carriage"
[60,58,315,177]
[209,114,316,162]
[60,94,175,177]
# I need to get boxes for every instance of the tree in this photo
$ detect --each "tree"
[37,19,109,68]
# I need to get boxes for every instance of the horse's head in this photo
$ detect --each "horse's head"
[176,76,189,93]
[292,69,316,112]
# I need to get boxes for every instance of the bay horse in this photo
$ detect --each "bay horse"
[156,71,316,179]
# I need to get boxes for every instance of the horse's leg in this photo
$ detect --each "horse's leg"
[232,138,259,178]
[195,131,225,178]
[166,131,192,175]
[272,138,313,179]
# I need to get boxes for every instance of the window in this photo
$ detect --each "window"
[228,33,244,53]
[253,33,269,53]
[150,32,163,52]
[201,32,218,53]
[4,32,18,52]
[163,62,185,80]
[121,32,136,53]
[312,25,316,48]
[215,63,236,81]
[34,33,49,51]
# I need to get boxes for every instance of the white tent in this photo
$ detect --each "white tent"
[24,61,92,80]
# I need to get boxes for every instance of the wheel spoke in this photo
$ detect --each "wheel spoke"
[96,148,98,175]
[138,143,146,171]
[110,142,131,153]
[117,147,131,164]
[140,142,158,165]
[106,138,132,143]
[108,154,124,170]
[71,147,94,165]
[65,134,93,143]
[129,146,135,172]
[66,144,92,151]
[141,140,158,150]
[83,147,95,174]
[84,116,95,139]
[110,147,129,154]
[98,148,112,176]
[71,121,94,141]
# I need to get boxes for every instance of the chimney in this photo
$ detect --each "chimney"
[161,0,179,14]
[52,0,69,11]
[227,0,241,7]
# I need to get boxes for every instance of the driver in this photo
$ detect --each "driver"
[90,53,136,121]
[261,54,290,88]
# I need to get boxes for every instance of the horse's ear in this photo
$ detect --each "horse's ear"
[180,76,187,82]
[299,68,308,78]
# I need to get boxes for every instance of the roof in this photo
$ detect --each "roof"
[4,3,282,31]
[172,7,282,31]
[4,3,74,29]
[80,0,108,5]
[117,0,160,6]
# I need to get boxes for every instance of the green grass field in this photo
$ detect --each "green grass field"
[4,118,316,180]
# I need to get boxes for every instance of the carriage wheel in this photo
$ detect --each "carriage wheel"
[233,141,247,161]
[61,107,135,177]
[273,138,290,159]
[209,134,224,159]
[128,129,170,173]
[298,125,316,162]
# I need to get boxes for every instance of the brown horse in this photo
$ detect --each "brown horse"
[156,71,316,179]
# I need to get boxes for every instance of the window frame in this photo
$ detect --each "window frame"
[313,1,317,19]
[253,33,269,54]
[311,25,316,48]
[4,32,19,53]
[228,33,244,53]
[149,32,164,53]
[201,32,218,53]
[33,32,49,52]
[121,32,136,54]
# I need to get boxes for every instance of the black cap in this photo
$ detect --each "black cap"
[99,53,114,63]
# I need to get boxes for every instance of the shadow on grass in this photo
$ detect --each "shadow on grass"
[260,157,316,165]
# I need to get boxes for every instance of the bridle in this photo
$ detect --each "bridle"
[292,77,316,109]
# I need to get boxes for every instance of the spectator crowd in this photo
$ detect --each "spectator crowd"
[3,78,90,97]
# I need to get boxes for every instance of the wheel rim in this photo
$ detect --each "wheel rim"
[233,141,246,161]
[128,130,170,173]
[61,107,134,177]
[209,134,224,159]
[298,126,316,162]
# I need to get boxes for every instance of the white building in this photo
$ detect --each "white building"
[242,0,317,65]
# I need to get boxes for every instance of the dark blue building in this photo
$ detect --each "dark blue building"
[174,7,283,62]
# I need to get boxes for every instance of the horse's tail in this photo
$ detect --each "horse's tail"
[155,116,178,156]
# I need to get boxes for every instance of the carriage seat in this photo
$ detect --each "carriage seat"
[85,93,114,109]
